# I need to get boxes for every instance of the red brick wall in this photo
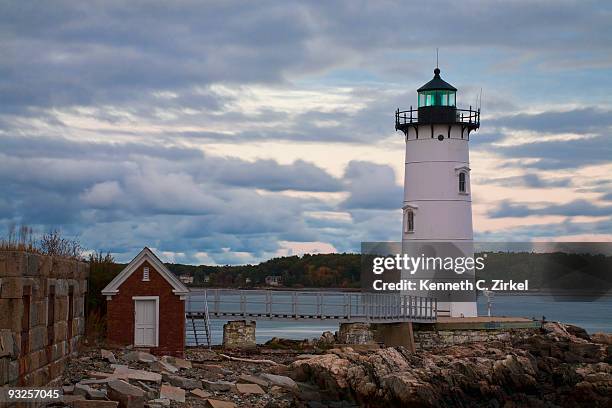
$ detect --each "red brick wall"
[106,260,185,356]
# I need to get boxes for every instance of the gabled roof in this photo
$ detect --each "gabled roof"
[417,68,457,92]
[101,247,189,297]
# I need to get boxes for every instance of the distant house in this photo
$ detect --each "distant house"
[101,247,189,356]
[265,275,282,287]
[179,274,194,284]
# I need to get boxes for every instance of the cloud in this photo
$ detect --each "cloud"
[340,161,403,210]
[491,135,612,170]
[489,108,612,135]
[0,134,372,262]
[2,1,612,261]
[478,173,571,189]
[488,199,612,219]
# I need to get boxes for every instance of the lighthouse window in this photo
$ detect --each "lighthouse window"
[405,210,414,233]
[418,91,457,107]
[459,172,466,193]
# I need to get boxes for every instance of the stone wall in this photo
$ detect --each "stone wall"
[337,323,374,345]
[0,250,88,386]
[413,328,529,349]
[223,320,256,349]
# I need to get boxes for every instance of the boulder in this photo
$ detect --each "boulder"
[591,332,612,345]
[107,379,145,408]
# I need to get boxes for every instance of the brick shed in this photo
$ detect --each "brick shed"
[102,247,189,356]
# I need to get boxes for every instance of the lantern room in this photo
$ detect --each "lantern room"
[417,67,457,107]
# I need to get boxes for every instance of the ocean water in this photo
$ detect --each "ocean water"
[187,294,611,345]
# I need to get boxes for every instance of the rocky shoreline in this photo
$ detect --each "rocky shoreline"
[55,322,610,408]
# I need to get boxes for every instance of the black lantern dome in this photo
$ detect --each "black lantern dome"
[417,68,457,107]
[395,67,480,135]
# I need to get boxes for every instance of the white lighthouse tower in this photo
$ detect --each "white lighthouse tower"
[395,67,480,317]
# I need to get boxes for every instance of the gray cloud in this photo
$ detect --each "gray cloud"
[488,199,612,219]
[477,173,572,189]
[2,1,612,261]
[489,108,612,135]
[341,161,403,210]
[484,134,612,170]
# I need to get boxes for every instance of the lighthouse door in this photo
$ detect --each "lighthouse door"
[134,297,158,347]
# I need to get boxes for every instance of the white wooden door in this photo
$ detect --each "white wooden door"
[134,299,157,346]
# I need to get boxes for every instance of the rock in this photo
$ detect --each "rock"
[591,332,612,345]
[149,360,178,373]
[62,395,87,405]
[319,331,336,345]
[147,399,170,407]
[124,351,157,363]
[204,399,237,408]
[269,385,287,397]
[238,374,269,388]
[260,373,298,391]
[193,363,232,375]
[74,383,107,400]
[202,379,236,392]
[161,373,202,390]
[63,385,75,394]
[236,383,265,395]
[161,355,192,369]
[101,349,117,363]
[190,388,212,399]
[107,379,145,408]
[159,384,185,403]
[112,366,162,383]
[72,401,119,408]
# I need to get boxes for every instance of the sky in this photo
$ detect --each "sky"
[1,1,612,264]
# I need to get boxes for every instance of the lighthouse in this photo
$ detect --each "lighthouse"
[395,67,480,317]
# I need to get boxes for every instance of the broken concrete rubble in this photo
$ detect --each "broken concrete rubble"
[238,373,269,387]
[205,399,238,408]
[101,349,117,364]
[161,355,192,369]
[236,382,266,395]
[190,388,212,399]
[161,372,202,389]
[72,401,119,408]
[107,379,145,408]
[260,373,298,391]
[124,350,157,363]
[160,384,186,403]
